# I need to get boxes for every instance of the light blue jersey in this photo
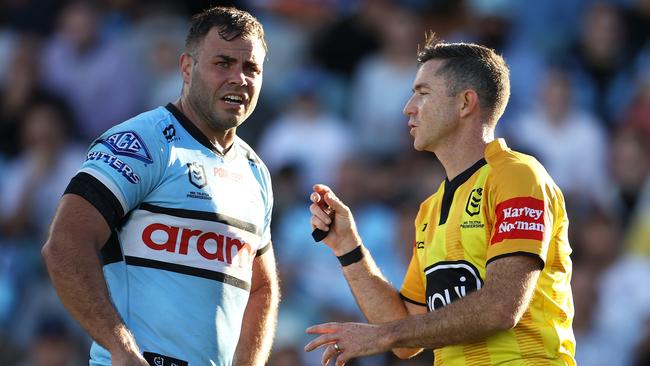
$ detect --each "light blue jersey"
[66,104,273,366]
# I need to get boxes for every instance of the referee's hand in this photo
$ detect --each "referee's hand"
[309,184,361,256]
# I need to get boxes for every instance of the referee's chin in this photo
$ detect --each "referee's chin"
[412,140,427,152]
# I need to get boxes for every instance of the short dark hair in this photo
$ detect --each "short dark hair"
[185,6,267,54]
[417,33,510,125]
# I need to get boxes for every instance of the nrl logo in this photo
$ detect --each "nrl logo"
[187,162,207,189]
[465,188,483,216]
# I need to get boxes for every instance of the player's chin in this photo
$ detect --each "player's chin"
[218,106,246,122]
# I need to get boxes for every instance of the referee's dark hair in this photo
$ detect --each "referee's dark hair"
[417,33,511,126]
[185,6,267,55]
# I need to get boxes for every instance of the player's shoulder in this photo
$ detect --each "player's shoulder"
[106,106,174,139]
[92,107,174,163]
[235,136,266,169]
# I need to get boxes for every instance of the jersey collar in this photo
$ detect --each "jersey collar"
[165,103,238,159]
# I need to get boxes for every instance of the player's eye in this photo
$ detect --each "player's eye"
[247,65,261,76]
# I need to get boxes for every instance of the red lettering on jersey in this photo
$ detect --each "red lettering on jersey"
[179,228,201,255]
[490,197,545,245]
[141,223,253,268]
[142,223,178,252]
[197,232,224,261]
[226,237,252,267]
[213,167,243,183]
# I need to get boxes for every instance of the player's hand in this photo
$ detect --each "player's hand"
[111,349,150,366]
[304,322,391,366]
[309,184,361,256]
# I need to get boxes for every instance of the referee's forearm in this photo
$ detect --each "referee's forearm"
[342,246,409,324]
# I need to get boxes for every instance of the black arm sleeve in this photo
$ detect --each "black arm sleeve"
[64,172,125,228]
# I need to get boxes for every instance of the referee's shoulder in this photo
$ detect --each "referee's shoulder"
[488,147,553,186]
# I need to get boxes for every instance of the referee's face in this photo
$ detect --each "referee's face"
[404,60,459,153]
[185,28,265,133]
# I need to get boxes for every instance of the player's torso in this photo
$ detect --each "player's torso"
[93,110,270,366]
[120,130,268,278]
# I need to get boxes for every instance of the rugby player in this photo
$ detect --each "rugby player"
[42,6,278,366]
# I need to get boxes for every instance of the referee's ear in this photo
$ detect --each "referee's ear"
[459,89,479,119]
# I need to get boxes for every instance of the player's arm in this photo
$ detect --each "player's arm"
[41,194,148,366]
[233,244,280,366]
[305,255,541,363]
[309,184,425,358]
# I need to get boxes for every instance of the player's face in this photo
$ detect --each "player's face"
[403,60,459,153]
[186,28,265,132]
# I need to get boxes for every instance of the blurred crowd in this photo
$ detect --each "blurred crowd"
[0,0,649,365]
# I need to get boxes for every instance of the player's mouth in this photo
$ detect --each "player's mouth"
[221,93,247,108]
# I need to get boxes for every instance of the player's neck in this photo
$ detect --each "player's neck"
[437,125,494,181]
[173,98,235,154]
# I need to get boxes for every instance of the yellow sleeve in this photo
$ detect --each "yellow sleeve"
[399,244,427,306]
[486,161,554,266]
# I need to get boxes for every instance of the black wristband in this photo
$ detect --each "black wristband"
[337,245,364,267]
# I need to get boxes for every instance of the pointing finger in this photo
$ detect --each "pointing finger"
[306,322,339,334]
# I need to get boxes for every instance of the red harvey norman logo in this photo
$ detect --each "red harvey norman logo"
[491,197,545,245]
[141,223,253,268]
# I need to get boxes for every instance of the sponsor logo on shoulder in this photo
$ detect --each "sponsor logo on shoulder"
[86,151,140,184]
[425,260,483,311]
[162,124,180,143]
[99,131,153,164]
[491,196,545,244]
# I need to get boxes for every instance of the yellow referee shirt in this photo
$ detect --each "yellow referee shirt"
[400,139,575,365]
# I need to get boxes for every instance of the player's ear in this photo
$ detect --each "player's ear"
[180,53,194,85]
[459,89,479,118]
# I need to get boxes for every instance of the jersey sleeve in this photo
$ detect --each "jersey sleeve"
[486,162,553,266]
[400,244,427,306]
[67,118,168,227]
